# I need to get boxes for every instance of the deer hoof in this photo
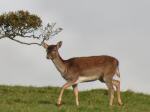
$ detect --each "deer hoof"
[56,102,65,107]
[119,102,123,106]
[57,104,62,107]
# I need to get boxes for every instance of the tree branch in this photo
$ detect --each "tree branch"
[15,32,41,39]
[0,21,62,46]
[8,37,41,46]
[0,35,5,39]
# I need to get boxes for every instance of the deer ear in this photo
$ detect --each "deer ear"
[57,41,63,49]
[42,42,48,49]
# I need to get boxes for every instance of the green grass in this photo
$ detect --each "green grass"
[0,85,150,112]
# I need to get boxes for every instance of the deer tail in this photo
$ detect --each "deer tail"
[116,67,120,78]
[116,60,120,78]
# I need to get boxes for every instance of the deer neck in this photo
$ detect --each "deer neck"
[52,53,66,74]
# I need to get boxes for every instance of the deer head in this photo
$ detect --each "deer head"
[42,41,62,59]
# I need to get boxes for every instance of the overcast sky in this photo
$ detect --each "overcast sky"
[0,0,150,94]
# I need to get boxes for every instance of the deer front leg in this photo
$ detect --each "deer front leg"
[72,84,79,106]
[57,82,74,106]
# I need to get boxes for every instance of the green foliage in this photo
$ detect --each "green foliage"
[0,85,150,112]
[0,10,42,31]
[0,10,62,45]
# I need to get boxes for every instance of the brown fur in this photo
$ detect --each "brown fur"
[64,56,119,82]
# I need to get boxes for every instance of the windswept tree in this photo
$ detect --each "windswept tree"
[0,10,62,45]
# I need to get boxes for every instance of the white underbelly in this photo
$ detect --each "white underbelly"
[76,75,99,83]
[113,74,120,81]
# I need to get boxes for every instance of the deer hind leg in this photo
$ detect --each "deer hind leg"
[57,81,75,106]
[112,80,123,105]
[72,84,79,106]
[105,79,115,106]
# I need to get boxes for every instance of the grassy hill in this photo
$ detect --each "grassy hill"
[0,85,149,112]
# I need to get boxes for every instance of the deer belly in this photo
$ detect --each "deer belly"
[76,75,99,83]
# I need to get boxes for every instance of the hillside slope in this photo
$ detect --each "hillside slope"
[0,85,149,112]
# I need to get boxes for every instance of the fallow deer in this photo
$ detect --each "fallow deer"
[42,41,123,106]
